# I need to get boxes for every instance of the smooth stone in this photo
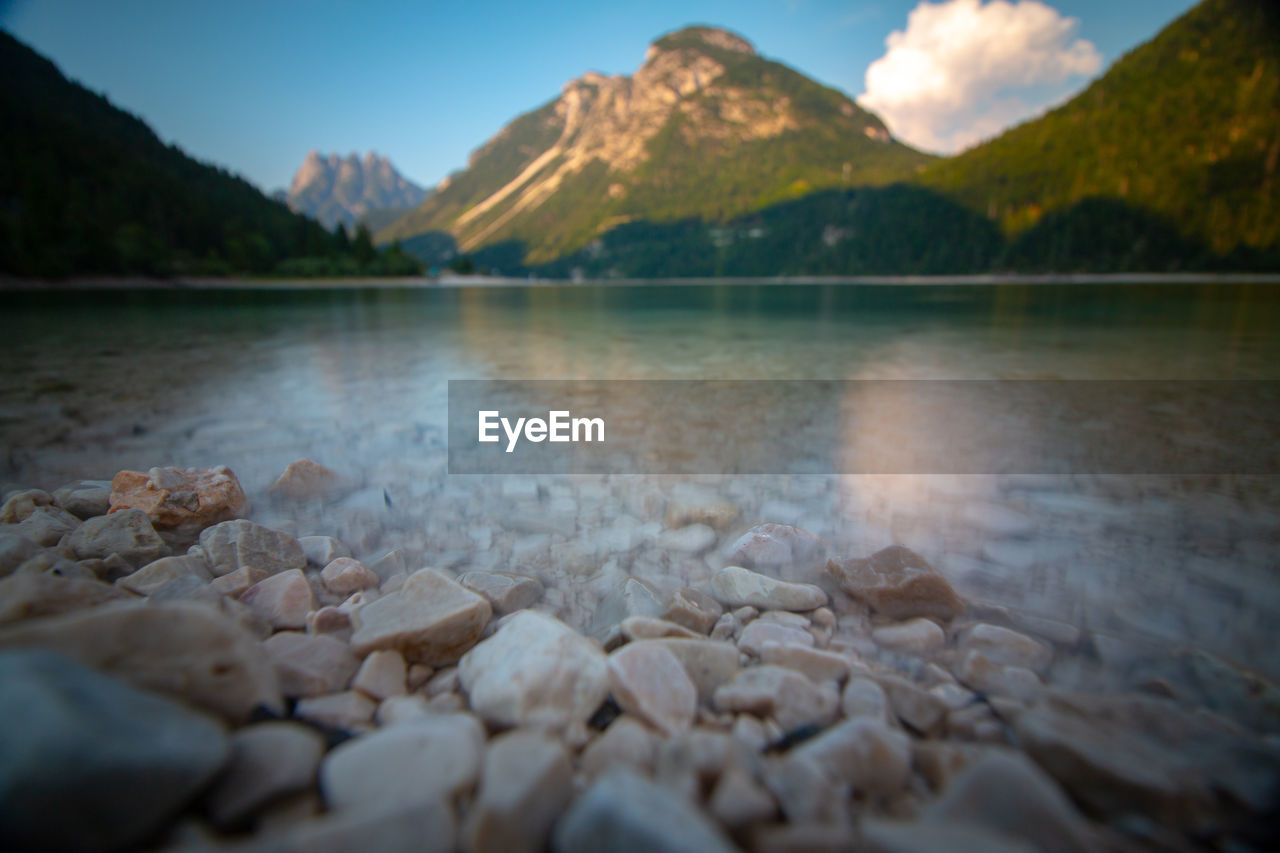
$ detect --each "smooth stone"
[269,458,343,501]
[239,800,454,853]
[0,600,281,722]
[860,820,1035,853]
[210,565,268,597]
[658,523,717,554]
[263,631,359,698]
[713,665,839,731]
[721,523,828,585]
[117,553,212,596]
[580,716,659,778]
[74,553,133,582]
[241,568,315,630]
[872,618,947,655]
[643,638,741,704]
[708,565,827,611]
[0,649,229,853]
[367,548,408,584]
[62,507,169,568]
[609,642,697,736]
[554,766,737,853]
[13,550,89,578]
[375,694,433,727]
[876,673,948,735]
[738,619,813,657]
[663,490,739,531]
[52,480,112,520]
[458,610,608,731]
[759,642,850,683]
[826,545,963,621]
[109,466,248,541]
[320,714,484,810]
[13,504,81,546]
[320,557,379,595]
[0,531,40,577]
[0,489,55,522]
[708,767,777,829]
[954,650,1043,701]
[204,722,326,828]
[789,717,911,796]
[661,587,723,634]
[841,677,890,721]
[298,535,352,567]
[0,573,130,625]
[620,615,700,640]
[294,691,376,729]
[351,648,407,701]
[751,823,865,853]
[194,519,306,578]
[464,731,573,853]
[458,570,543,613]
[621,577,664,618]
[349,568,490,665]
[963,623,1053,674]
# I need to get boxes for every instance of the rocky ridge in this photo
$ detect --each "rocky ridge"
[286,151,428,232]
[0,462,1277,852]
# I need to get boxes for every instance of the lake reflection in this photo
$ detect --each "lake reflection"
[2,282,1278,680]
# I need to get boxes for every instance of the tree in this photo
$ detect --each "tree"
[353,223,376,266]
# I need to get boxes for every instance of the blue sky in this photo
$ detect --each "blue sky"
[1,0,1197,192]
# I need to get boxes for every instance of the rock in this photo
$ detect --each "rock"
[553,766,737,853]
[0,600,281,722]
[263,631,359,698]
[294,691,376,730]
[0,489,55,523]
[367,549,408,584]
[738,619,813,656]
[924,750,1093,853]
[826,545,963,621]
[872,618,946,655]
[759,642,849,683]
[788,718,911,797]
[708,768,777,829]
[661,587,723,634]
[109,466,248,541]
[761,753,843,824]
[751,823,863,853]
[12,550,86,578]
[351,649,407,701]
[458,570,543,613]
[204,722,325,829]
[620,615,700,641]
[375,694,433,727]
[0,650,229,853]
[644,638,741,705]
[241,569,315,630]
[62,507,169,568]
[52,480,112,520]
[0,531,40,577]
[195,519,306,578]
[458,611,608,731]
[842,676,890,721]
[876,673,948,735]
[962,624,1052,675]
[464,731,573,853]
[722,523,828,585]
[0,573,130,625]
[241,800,455,853]
[320,557,379,595]
[298,535,352,567]
[320,714,484,811]
[350,569,491,665]
[714,665,839,731]
[608,642,697,736]
[658,523,717,554]
[11,505,81,546]
[74,553,133,582]
[664,491,739,531]
[581,716,659,778]
[117,554,212,596]
[621,577,664,618]
[708,565,827,611]
[211,565,268,597]
[954,650,1043,701]
[269,458,343,501]
[860,820,1035,853]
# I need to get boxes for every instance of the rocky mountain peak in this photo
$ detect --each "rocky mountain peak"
[285,151,427,231]
[648,26,755,61]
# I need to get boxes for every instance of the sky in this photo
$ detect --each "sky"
[1,0,1199,193]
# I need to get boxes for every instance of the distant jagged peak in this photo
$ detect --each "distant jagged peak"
[647,25,756,63]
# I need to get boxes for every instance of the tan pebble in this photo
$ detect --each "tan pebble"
[352,649,407,701]
[580,716,659,779]
[294,691,376,730]
[320,558,379,596]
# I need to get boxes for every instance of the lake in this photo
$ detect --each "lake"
[2,280,1278,684]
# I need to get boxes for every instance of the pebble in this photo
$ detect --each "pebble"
[0,488,55,522]
[352,648,407,700]
[269,458,343,501]
[954,650,1043,701]
[876,673,949,735]
[12,504,81,546]
[294,690,377,730]
[194,519,306,578]
[0,530,40,576]
[458,610,608,731]
[0,649,229,853]
[738,619,814,656]
[872,617,946,655]
[860,819,1034,853]
[320,557,379,595]
[827,545,964,621]
[459,570,544,613]
[52,479,112,519]
[242,800,455,853]
[210,565,268,597]
[713,665,839,731]
[581,716,660,778]
[263,631,359,698]
[661,586,723,634]
[789,717,912,797]
[643,638,741,704]
[554,766,737,853]
[658,523,717,554]
[708,565,827,611]
[841,676,890,721]
[241,568,315,630]
[320,713,484,811]
[721,523,828,585]
[0,573,130,625]
[117,553,211,596]
[298,534,352,566]
[464,731,573,853]
[708,767,777,829]
[203,722,326,829]
[350,568,491,665]
[759,641,850,683]
[62,507,170,568]
[962,623,1052,675]
[109,465,248,541]
[620,615,701,640]
[609,641,698,736]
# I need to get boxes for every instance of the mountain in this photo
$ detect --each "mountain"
[0,30,420,277]
[379,26,932,264]
[285,151,429,232]
[918,0,1280,270]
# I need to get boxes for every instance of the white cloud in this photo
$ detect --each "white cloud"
[857,0,1102,154]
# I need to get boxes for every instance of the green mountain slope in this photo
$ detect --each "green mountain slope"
[380,26,933,263]
[919,0,1280,264]
[0,30,419,278]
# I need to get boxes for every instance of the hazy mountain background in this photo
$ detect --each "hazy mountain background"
[284,151,429,232]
